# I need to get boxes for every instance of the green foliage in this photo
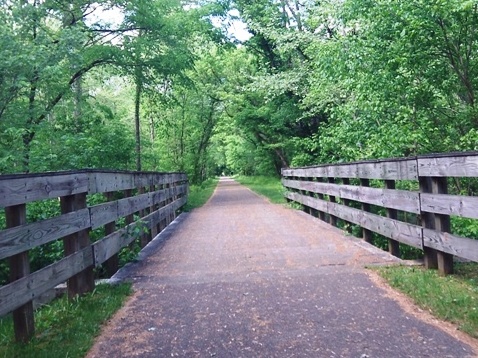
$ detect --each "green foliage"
[183,178,219,211]
[452,217,478,240]
[376,264,478,338]
[119,240,142,268]
[302,0,478,162]
[372,235,423,260]
[0,283,132,358]
[235,176,286,204]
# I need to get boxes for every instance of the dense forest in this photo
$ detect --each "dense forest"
[1,0,477,183]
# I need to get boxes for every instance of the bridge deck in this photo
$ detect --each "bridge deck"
[87,178,476,357]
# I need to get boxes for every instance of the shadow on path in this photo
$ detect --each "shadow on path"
[88,178,476,358]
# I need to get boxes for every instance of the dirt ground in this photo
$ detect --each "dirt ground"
[87,178,478,358]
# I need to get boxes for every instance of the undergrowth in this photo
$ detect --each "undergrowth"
[376,263,478,338]
[183,177,219,211]
[0,283,132,358]
[235,176,286,204]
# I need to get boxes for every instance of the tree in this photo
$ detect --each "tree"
[303,0,478,162]
[0,0,127,172]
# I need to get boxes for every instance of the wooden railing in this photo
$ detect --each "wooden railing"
[282,152,478,276]
[0,170,188,342]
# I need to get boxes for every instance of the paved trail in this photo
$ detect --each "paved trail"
[88,178,476,358]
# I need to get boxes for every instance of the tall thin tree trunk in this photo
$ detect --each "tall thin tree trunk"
[134,68,142,171]
[134,30,143,172]
[73,75,82,132]
[22,1,39,173]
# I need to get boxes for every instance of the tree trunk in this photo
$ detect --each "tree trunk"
[134,30,144,172]
[73,75,82,132]
[134,72,142,171]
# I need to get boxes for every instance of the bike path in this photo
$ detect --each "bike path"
[87,178,476,357]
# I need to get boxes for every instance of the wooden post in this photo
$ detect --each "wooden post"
[171,176,177,222]
[104,192,118,277]
[308,177,318,217]
[328,177,338,227]
[123,189,134,226]
[432,177,454,275]
[158,183,166,233]
[342,178,352,234]
[317,177,326,222]
[385,180,400,257]
[299,177,310,214]
[137,187,148,248]
[5,204,35,343]
[360,179,373,243]
[60,194,95,299]
[166,180,173,226]
[419,176,438,269]
[124,189,135,250]
[171,178,178,221]
[149,185,158,239]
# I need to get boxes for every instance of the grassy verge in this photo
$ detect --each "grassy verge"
[0,283,132,358]
[375,262,478,338]
[183,177,219,211]
[235,176,286,204]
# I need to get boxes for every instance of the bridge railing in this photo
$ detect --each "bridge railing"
[282,152,478,276]
[0,170,188,342]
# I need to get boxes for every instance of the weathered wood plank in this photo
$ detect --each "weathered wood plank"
[116,192,152,219]
[283,179,420,213]
[93,197,186,266]
[421,193,478,219]
[327,164,359,178]
[0,209,90,260]
[88,172,135,193]
[0,247,93,317]
[0,173,89,208]
[92,227,135,266]
[285,192,328,212]
[134,173,153,188]
[282,168,293,177]
[423,229,478,262]
[89,201,119,229]
[418,154,478,177]
[150,188,174,206]
[282,168,308,178]
[285,192,422,248]
[151,184,187,205]
[354,160,417,180]
[327,201,422,249]
[282,159,417,180]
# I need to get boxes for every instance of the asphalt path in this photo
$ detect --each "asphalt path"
[87,178,477,358]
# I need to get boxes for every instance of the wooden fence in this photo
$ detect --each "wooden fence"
[282,152,478,276]
[0,170,188,342]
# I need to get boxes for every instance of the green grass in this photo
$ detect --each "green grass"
[183,178,219,211]
[375,263,478,338]
[0,283,132,358]
[235,176,286,204]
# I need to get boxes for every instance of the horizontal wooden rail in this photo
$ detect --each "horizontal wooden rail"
[0,170,188,342]
[282,152,478,276]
